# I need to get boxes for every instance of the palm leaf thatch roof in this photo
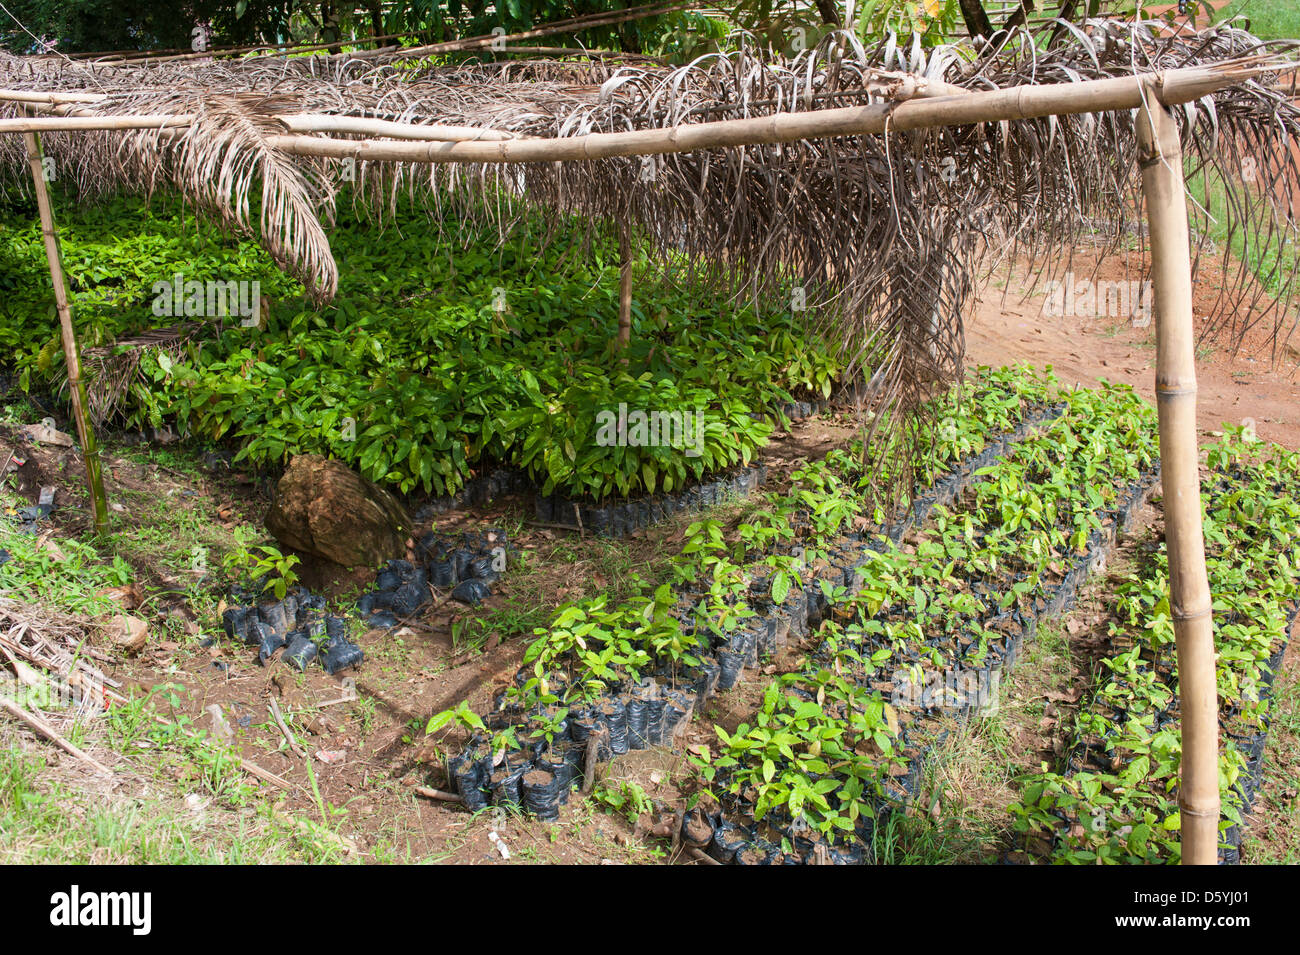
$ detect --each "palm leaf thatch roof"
[0,21,1297,487]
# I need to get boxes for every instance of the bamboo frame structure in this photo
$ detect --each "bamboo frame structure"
[20,132,110,537]
[2,24,1297,863]
[1136,84,1219,866]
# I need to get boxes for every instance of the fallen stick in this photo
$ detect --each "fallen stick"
[268,696,307,758]
[0,695,113,776]
[686,846,720,866]
[270,805,358,857]
[316,693,360,708]
[523,520,586,532]
[414,785,462,803]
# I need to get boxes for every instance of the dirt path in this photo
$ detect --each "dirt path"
[965,256,1300,449]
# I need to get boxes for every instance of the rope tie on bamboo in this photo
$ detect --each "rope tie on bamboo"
[1171,606,1213,623]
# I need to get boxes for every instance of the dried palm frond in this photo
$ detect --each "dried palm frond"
[71,322,207,426]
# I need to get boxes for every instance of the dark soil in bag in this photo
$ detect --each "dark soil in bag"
[717,649,745,690]
[257,601,291,638]
[448,752,490,812]
[391,580,428,617]
[283,634,319,671]
[489,762,530,809]
[451,579,492,605]
[624,694,649,750]
[319,634,365,674]
[595,699,629,755]
[258,624,288,664]
[223,606,253,644]
[521,768,566,820]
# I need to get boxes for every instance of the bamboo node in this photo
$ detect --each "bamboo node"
[1176,800,1220,820]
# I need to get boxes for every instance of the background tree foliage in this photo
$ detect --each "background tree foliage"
[0,0,1134,56]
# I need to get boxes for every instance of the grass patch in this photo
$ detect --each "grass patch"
[1243,643,1300,863]
[0,744,345,864]
[1215,0,1300,41]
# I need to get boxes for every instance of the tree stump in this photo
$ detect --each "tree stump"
[265,454,411,569]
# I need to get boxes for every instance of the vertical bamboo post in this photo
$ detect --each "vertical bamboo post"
[617,225,633,352]
[1136,84,1218,864]
[21,130,109,537]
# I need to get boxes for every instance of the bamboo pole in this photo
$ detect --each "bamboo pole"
[21,131,110,538]
[1136,81,1219,865]
[617,225,633,352]
[254,63,1277,166]
[0,105,521,143]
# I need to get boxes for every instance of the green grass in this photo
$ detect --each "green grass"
[0,744,347,864]
[1215,0,1300,41]
[1244,650,1300,863]
[0,494,134,616]
[1184,159,1300,303]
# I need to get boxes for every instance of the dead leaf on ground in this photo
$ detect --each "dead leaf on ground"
[104,614,148,654]
[97,583,144,610]
[1045,688,1082,704]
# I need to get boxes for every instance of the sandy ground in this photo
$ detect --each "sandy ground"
[965,256,1300,449]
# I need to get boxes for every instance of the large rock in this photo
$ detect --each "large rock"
[266,455,411,568]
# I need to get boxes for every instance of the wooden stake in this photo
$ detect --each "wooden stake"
[1136,82,1219,866]
[21,130,109,538]
[581,728,607,794]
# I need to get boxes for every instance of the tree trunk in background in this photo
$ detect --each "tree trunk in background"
[364,1,384,39]
[814,0,843,26]
[1003,1,1037,31]
[959,0,995,37]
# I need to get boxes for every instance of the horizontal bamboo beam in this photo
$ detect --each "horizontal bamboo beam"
[280,114,520,142]
[0,89,105,105]
[0,114,193,132]
[0,60,1286,164]
[262,62,1281,165]
[0,104,522,142]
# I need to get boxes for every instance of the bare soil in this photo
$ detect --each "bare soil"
[966,252,1300,448]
